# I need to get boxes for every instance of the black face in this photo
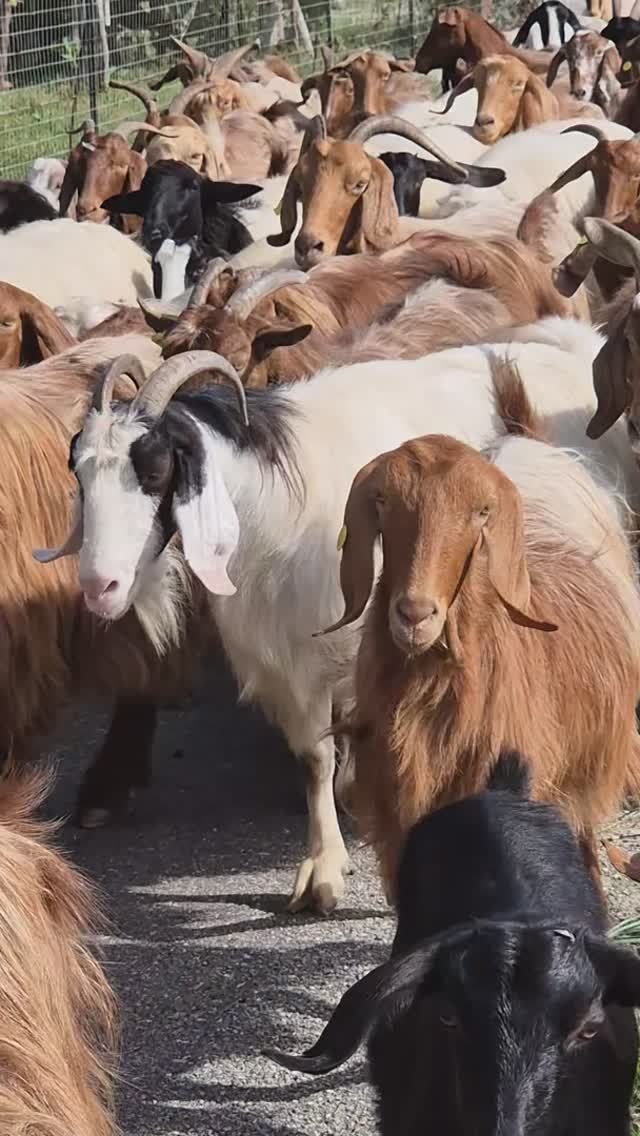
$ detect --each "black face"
[140,161,204,256]
[128,407,206,553]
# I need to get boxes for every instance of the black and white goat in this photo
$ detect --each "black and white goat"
[379,151,506,216]
[268,753,640,1136]
[513,1,580,50]
[0,179,58,232]
[32,323,636,913]
[101,160,263,300]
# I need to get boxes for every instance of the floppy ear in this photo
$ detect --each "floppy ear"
[33,496,83,563]
[102,188,145,215]
[265,939,441,1076]
[58,152,82,217]
[587,322,630,438]
[357,158,399,253]
[546,44,567,87]
[585,936,640,1006]
[173,457,239,595]
[267,171,300,246]
[320,453,386,635]
[519,74,556,129]
[201,180,262,206]
[19,294,75,363]
[124,150,147,193]
[481,470,557,631]
[243,323,312,387]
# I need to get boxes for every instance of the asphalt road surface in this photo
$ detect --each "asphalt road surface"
[47,652,390,1136]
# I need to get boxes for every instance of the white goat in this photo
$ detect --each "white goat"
[0,219,153,307]
[25,157,67,209]
[34,318,637,914]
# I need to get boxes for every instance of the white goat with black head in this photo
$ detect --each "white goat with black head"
[34,325,638,913]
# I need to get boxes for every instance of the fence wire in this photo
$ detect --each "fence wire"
[0,0,524,178]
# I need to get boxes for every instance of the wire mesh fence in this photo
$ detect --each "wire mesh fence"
[0,0,526,179]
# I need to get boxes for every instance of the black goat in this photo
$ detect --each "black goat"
[101,160,261,299]
[379,151,506,216]
[513,2,580,49]
[0,179,57,232]
[603,15,640,82]
[268,752,640,1136]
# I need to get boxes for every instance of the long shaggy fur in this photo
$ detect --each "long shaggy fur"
[349,374,640,895]
[0,768,117,1136]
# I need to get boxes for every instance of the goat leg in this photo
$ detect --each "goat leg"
[74,697,157,828]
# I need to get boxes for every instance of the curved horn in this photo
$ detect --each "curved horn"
[562,123,609,144]
[132,350,249,425]
[92,354,147,413]
[546,44,568,88]
[211,40,260,77]
[544,148,598,195]
[225,269,308,319]
[432,72,475,117]
[69,117,96,138]
[112,120,179,140]
[168,77,217,117]
[188,258,231,308]
[349,114,467,179]
[109,79,161,126]
[171,36,213,78]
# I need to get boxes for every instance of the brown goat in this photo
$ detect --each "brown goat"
[59,120,149,226]
[146,231,569,386]
[0,282,74,367]
[0,768,117,1135]
[109,80,227,177]
[303,49,418,137]
[415,6,554,81]
[328,373,640,895]
[546,29,622,108]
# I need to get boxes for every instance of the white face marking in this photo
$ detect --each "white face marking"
[74,409,161,619]
[546,5,561,47]
[155,238,193,300]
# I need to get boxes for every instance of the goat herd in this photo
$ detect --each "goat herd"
[6,1,640,1131]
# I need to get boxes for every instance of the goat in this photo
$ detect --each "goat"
[0,282,75,367]
[0,335,211,826]
[268,754,640,1136]
[546,28,622,105]
[143,231,569,387]
[25,155,67,209]
[573,215,640,441]
[109,79,225,177]
[323,374,640,893]
[0,178,57,231]
[38,315,638,911]
[150,35,261,91]
[0,218,153,307]
[302,49,420,138]
[267,114,504,269]
[439,55,603,147]
[0,768,119,1135]
[59,118,156,227]
[513,1,581,49]
[602,9,640,72]
[415,6,554,92]
[379,149,504,214]
[101,160,262,300]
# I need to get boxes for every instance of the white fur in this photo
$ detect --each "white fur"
[0,219,153,307]
[67,315,638,909]
[155,239,192,301]
[25,156,66,209]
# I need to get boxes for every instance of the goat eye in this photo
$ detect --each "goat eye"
[477,505,490,518]
[351,180,368,194]
[440,1013,458,1028]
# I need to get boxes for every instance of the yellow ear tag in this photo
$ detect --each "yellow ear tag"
[337,524,348,551]
[151,332,166,345]
[274,196,283,216]
[578,236,588,246]
[623,60,632,71]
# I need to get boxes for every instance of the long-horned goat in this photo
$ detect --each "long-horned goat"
[415,5,554,91]
[108,79,225,176]
[324,373,640,893]
[266,113,504,269]
[0,769,119,1135]
[302,49,419,138]
[36,313,638,912]
[268,754,640,1136]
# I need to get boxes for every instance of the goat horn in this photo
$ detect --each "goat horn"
[92,354,146,413]
[349,115,467,179]
[168,77,217,117]
[583,215,640,283]
[112,120,179,139]
[138,292,192,320]
[171,36,213,77]
[544,149,597,195]
[70,117,96,137]
[225,269,308,319]
[188,258,231,308]
[109,78,160,124]
[132,350,249,425]
[562,124,608,144]
[210,40,260,77]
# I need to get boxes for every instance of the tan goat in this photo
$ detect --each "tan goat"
[0,282,75,367]
[327,373,640,896]
[110,80,229,177]
[303,48,418,138]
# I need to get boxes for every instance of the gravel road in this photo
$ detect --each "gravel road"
[45,650,640,1136]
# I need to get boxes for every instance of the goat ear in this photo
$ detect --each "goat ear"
[546,44,567,87]
[320,453,386,635]
[33,497,83,563]
[252,322,312,360]
[482,475,557,631]
[587,324,629,439]
[357,158,398,253]
[520,74,555,129]
[124,151,146,193]
[585,936,640,1007]
[58,155,81,217]
[102,189,145,215]
[201,180,261,206]
[267,173,300,246]
[266,941,440,1075]
[173,459,239,595]
[20,295,74,363]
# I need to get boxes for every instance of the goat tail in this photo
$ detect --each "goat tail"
[487,750,531,798]
[490,354,547,441]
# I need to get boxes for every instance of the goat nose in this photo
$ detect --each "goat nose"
[81,575,119,602]
[475,113,495,127]
[294,233,325,266]
[395,596,438,626]
[574,87,587,99]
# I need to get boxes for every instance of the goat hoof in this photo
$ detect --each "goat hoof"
[287,851,349,914]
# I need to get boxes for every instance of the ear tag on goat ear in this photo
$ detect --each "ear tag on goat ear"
[623,60,632,71]
[151,333,165,346]
[274,196,284,216]
[554,928,575,942]
[337,523,348,551]
[578,237,588,246]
